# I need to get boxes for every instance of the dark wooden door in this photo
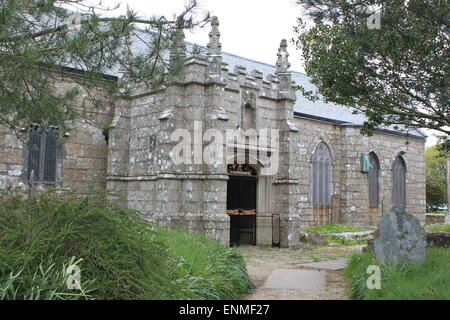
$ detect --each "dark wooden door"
[227,175,257,246]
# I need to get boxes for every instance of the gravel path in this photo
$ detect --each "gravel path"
[238,246,352,300]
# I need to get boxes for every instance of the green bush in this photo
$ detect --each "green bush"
[344,249,450,300]
[0,191,253,300]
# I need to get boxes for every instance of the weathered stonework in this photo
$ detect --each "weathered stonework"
[0,17,426,247]
[425,214,446,225]
[374,207,427,264]
[0,73,113,195]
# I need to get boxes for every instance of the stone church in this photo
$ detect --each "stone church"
[0,17,426,247]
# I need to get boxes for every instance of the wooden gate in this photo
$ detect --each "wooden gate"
[227,164,257,246]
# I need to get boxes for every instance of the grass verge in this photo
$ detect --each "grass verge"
[426,211,446,215]
[344,248,450,300]
[324,236,368,246]
[303,223,372,234]
[425,224,450,232]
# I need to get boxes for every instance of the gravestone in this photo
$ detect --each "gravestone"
[374,207,427,264]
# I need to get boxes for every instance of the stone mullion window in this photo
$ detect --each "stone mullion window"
[312,159,319,205]
[27,125,59,184]
[392,156,406,208]
[312,141,332,206]
[324,159,330,205]
[368,152,380,208]
[43,128,58,182]
[319,161,325,205]
[27,126,42,181]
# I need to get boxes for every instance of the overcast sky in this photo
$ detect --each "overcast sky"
[111,0,305,72]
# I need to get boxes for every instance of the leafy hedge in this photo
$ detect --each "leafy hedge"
[0,191,254,300]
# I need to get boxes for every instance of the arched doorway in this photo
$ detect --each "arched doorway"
[227,164,258,246]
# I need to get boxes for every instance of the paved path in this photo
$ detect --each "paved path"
[238,246,352,300]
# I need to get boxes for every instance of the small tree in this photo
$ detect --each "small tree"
[425,145,448,211]
[294,0,449,150]
[0,0,208,134]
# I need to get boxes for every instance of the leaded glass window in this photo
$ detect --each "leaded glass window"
[368,152,380,207]
[27,126,59,183]
[392,156,406,208]
[312,141,332,206]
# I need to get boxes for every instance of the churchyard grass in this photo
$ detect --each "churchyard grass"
[345,248,450,300]
[425,224,450,232]
[426,211,446,215]
[303,223,372,234]
[324,236,368,246]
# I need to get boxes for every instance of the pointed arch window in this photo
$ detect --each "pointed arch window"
[368,152,380,207]
[392,156,406,208]
[312,141,332,206]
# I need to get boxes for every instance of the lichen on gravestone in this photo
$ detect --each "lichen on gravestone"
[374,207,427,264]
